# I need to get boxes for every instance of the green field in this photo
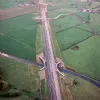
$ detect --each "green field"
[49,5,100,81]
[40,79,48,100]
[63,35,100,81]
[35,25,44,55]
[1,0,100,99]
[50,12,91,50]
[55,27,92,50]
[47,0,91,12]
[89,13,100,33]
[0,0,27,8]
[71,77,100,100]
[59,72,100,100]
[0,55,40,100]
[0,1,16,8]
[0,14,37,61]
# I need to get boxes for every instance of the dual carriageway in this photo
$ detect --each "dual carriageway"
[36,0,62,100]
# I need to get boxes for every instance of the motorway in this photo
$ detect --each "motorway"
[38,0,62,100]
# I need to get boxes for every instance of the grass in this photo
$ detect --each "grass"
[71,78,100,100]
[0,0,27,9]
[63,35,100,81]
[1,0,100,100]
[0,14,37,33]
[51,8,78,13]
[58,74,68,100]
[35,25,44,55]
[0,14,37,61]
[76,24,94,33]
[58,72,100,100]
[0,55,40,100]
[47,0,91,12]
[50,12,91,47]
[89,13,100,33]
[50,25,62,57]
[48,2,100,100]
[50,7,100,82]
[51,14,81,31]
[0,1,16,8]
[89,2,100,9]
[51,12,89,33]
[40,79,45,100]
[55,27,92,50]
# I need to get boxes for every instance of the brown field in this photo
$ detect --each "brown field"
[0,5,37,20]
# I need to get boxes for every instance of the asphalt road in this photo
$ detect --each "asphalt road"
[38,0,62,100]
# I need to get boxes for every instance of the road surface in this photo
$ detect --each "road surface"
[37,0,62,100]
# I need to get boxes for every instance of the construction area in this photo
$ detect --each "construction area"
[0,0,100,100]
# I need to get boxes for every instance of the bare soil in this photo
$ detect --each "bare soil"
[0,5,37,21]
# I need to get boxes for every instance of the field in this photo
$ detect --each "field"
[40,79,49,100]
[70,75,100,100]
[48,0,100,82]
[0,0,27,9]
[0,0,100,99]
[0,0,16,9]
[35,25,44,55]
[89,13,100,33]
[50,12,91,49]
[71,78,100,100]
[0,55,40,100]
[58,72,100,100]
[0,14,38,61]
[62,35,100,81]
[52,11,100,81]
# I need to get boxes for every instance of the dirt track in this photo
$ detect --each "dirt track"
[0,5,37,21]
